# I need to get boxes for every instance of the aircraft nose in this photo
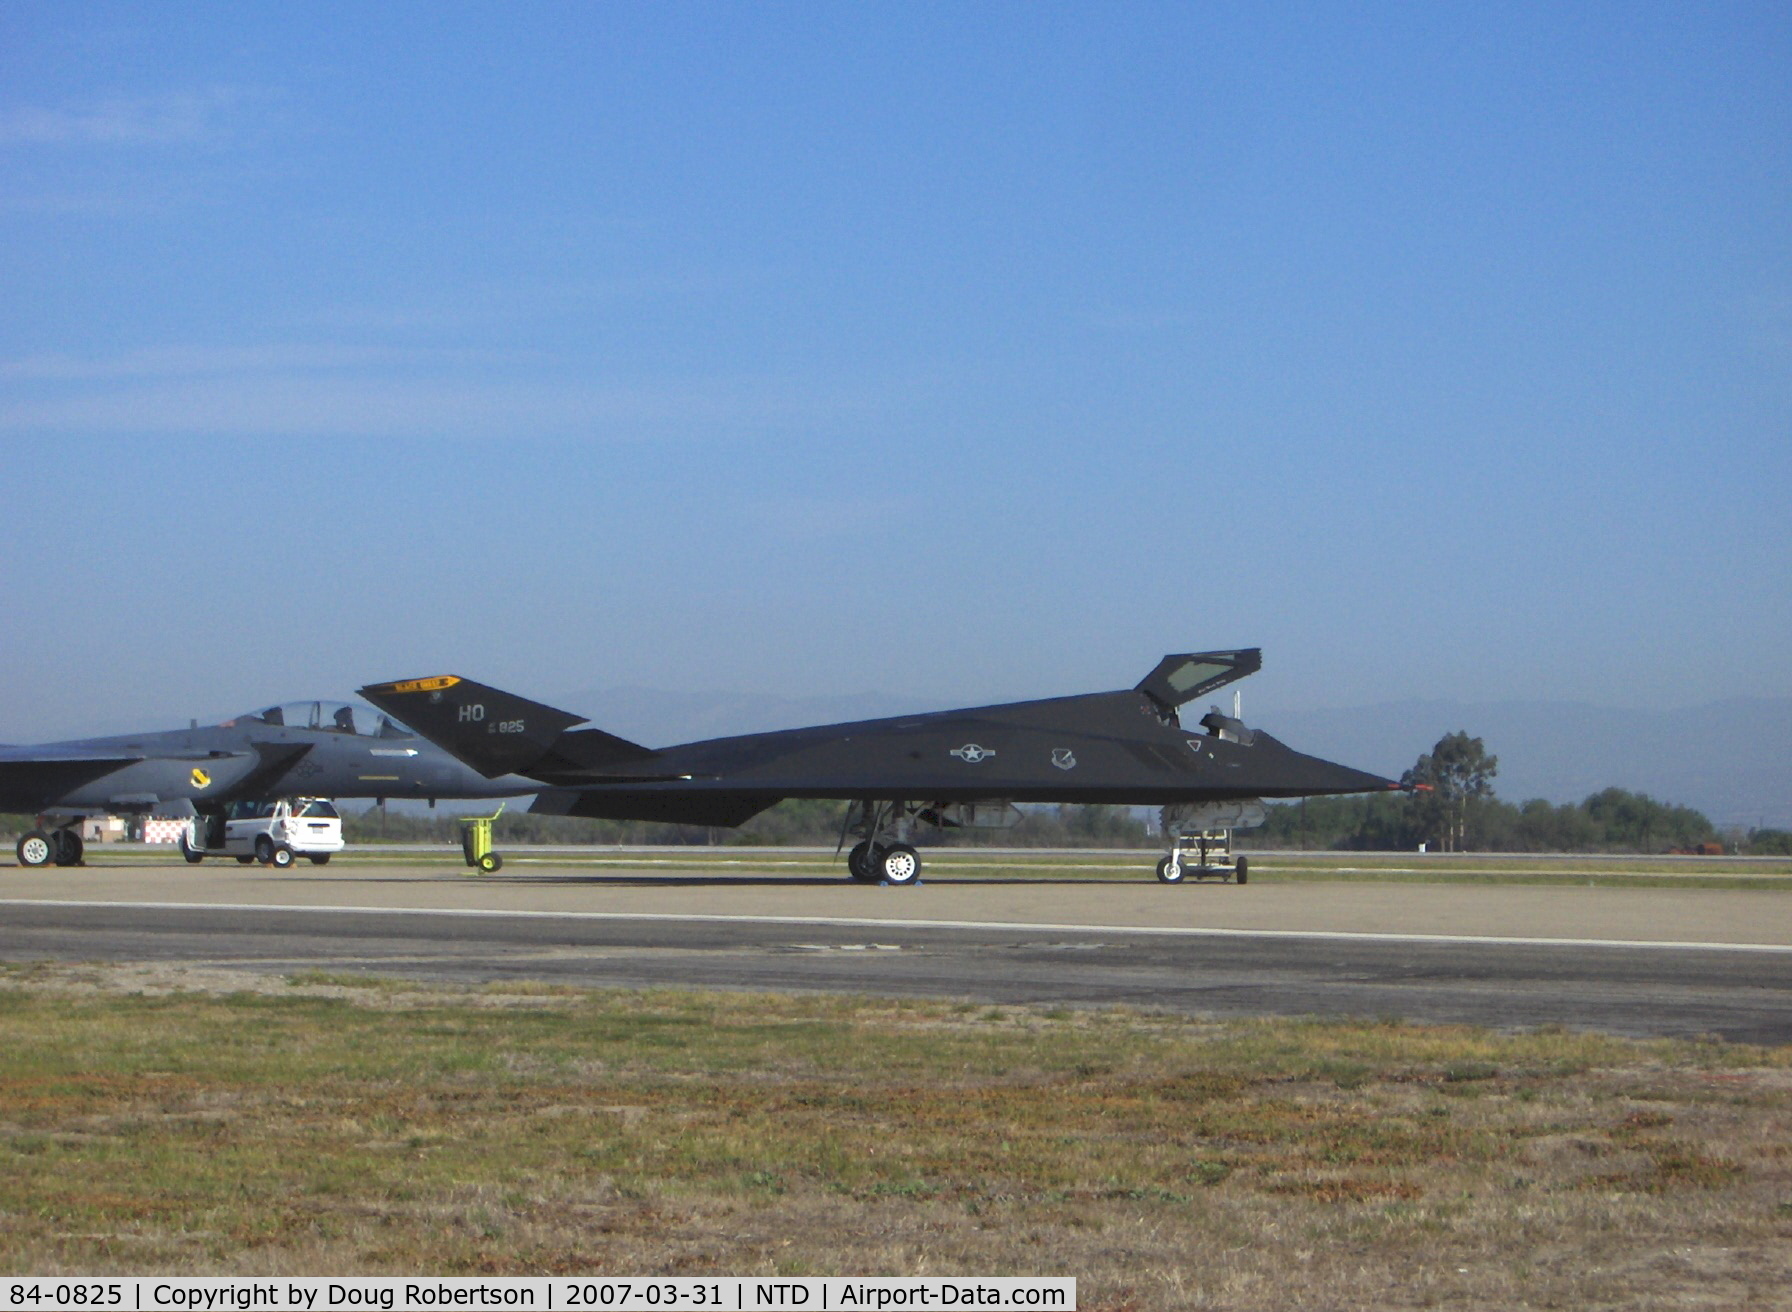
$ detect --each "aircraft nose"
[1252,732,1401,797]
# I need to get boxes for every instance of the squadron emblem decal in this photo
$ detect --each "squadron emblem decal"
[949,743,996,764]
[1051,748,1077,771]
[189,767,211,790]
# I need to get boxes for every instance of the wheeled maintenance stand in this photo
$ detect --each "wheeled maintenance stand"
[1156,828,1249,884]
[459,803,506,873]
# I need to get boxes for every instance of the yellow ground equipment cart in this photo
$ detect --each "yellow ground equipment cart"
[459,803,505,873]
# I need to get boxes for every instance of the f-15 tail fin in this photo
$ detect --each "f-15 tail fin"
[358,675,656,782]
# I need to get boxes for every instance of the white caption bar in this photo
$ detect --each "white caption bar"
[3,1279,1075,1312]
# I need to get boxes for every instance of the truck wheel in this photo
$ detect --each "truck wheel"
[269,844,295,870]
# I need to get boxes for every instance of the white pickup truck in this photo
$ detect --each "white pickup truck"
[180,798,345,868]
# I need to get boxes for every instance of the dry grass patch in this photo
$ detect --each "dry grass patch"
[0,963,1788,1308]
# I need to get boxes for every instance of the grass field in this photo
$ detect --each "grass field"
[1,963,1789,1308]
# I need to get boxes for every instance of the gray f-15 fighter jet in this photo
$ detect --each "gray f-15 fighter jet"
[3,699,537,867]
[361,650,1401,884]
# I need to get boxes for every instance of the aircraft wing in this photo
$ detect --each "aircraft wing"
[0,748,146,812]
[0,742,301,814]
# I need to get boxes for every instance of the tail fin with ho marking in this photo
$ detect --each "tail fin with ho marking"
[358,675,656,781]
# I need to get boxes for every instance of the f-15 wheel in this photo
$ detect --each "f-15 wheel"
[235,855,256,864]
[254,835,275,864]
[878,843,921,886]
[16,831,52,868]
[1235,856,1248,885]
[268,844,295,870]
[51,829,84,866]
[477,852,502,873]
[1155,856,1185,884]
[179,831,205,864]
[307,853,331,866]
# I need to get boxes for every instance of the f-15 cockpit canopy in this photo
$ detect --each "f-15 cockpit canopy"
[1135,649,1262,711]
[222,701,415,738]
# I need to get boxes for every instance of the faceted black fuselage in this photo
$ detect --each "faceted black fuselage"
[360,667,1396,830]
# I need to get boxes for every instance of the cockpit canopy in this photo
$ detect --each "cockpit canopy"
[223,701,414,738]
[1136,649,1262,710]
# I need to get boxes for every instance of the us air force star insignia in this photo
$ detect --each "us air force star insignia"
[190,767,211,790]
[949,743,995,764]
[1051,748,1076,771]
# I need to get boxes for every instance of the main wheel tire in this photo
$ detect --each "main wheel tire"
[1235,856,1249,885]
[846,841,879,882]
[16,831,52,868]
[179,831,205,864]
[878,843,921,886]
[269,844,295,870]
[235,855,256,865]
[1155,855,1185,884]
[477,852,502,873]
[461,829,476,866]
[51,829,84,866]
[254,835,274,864]
[307,853,331,866]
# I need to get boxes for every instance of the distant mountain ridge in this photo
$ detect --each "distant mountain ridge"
[548,685,1792,831]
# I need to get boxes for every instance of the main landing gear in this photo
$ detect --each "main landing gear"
[16,825,85,868]
[840,801,925,886]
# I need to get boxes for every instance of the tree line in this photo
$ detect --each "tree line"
[1263,730,1788,855]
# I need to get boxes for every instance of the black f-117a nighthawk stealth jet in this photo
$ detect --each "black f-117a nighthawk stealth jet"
[361,649,1400,885]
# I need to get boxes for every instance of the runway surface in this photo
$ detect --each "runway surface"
[3,855,1790,1042]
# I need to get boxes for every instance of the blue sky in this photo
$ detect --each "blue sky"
[2,2,1788,741]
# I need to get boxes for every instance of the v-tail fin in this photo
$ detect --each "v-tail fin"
[358,675,655,781]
